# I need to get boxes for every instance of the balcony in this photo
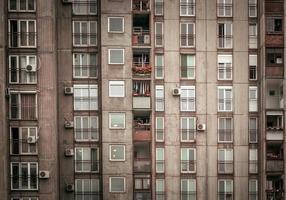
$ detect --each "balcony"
[266,160,284,172]
[134,142,151,172]
[133,113,151,141]
[266,48,284,78]
[266,80,284,109]
[132,14,150,46]
[133,81,151,109]
[132,50,151,78]
[134,159,151,172]
[132,0,150,12]
[266,142,284,172]
[134,192,151,200]
[266,176,284,200]
[266,112,284,140]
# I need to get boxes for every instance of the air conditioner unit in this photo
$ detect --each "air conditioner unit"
[66,184,75,192]
[172,88,181,96]
[27,136,37,144]
[144,35,150,44]
[25,64,37,72]
[64,148,74,157]
[62,0,73,3]
[197,123,206,131]
[64,121,74,129]
[39,170,50,179]
[64,87,73,95]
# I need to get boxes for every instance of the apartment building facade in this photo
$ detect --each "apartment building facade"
[0,0,285,200]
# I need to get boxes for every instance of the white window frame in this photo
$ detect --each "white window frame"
[249,23,257,49]
[73,53,97,78]
[109,81,125,97]
[11,198,38,200]
[249,179,258,200]
[217,86,233,112]
[109,177,126,193]
[180,117,196,142]
[156,179,165,199]
[249,117,258,143]
[73,21,97,47]
[156,148,165,173]
[180,86,196,112]
[218,117,233,143]
[155,117,164,142]
[180,0,195,16]
[180,23,195,48]
[109,112,126,129]
[74,116,98,141]
[249,149,258,174]
[218,55,232,80]
[180,54,195,79]
[218,179,233,200]
[249,86,258,112]
[8,0,36,12]
[217,0,232,17]
[155,22,164,47]
[155,85,165,111]
[181,179,196,200]
[218,149,233,174]
[10,162,38,190]
[155,54,164,79]
[109,144,125,161]
[75,147,99,173]
[217,22,233,49]
[108,49,125,65]
[72,0,97,15]
[248,0,257,18]
[75,179,100,199]
[155,0,164,16]
[249,55,257,80]
[181,148,196,173]
[10,127,38,155]
[73,84,98,111]
[108,17,124,33]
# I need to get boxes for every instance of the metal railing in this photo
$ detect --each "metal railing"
[132,30,150,45]
[217,3,232,16]
[218,129,232,142]
[180,2,196,15]
[181,160,196,173]
[181,192,196,199]
[217,35,233,48]
[72,0,97,15]
[181,66,195,78]
[73,65,98,78]
[10,104,37,120]
[180,34,195,47]
[181,129,196,141]
[218,161,233,174]
[8,32,37,47]
[75,160,100,172]
[266,191,284,200]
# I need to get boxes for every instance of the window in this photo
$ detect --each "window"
[156,179,165,200]
[109,113,125,129]
[109,145,125,161]
[249,55,257,80]
[218,117,232,142]
[266,48,283,66]
[108,17,124,33]
[156,148,164,173]
[73,53,97,78]
[155,54,164,79]
[181,179,196,200]
[156,117,164,142]
[218,179,233,200]
[218,86,232,112]
[218,149,233,174]
[109,177,125,193]
[134,177,150,190]
[249,179,258,200]
[11,162,38,190]
[155,0,164,16]
[249,0,257,17]
[10,92,37,120]
[218,55,232,80]
[180,86,196,111]
[217,0,232,17]
[74,84,98,111]
[249,86,258,112]
[108,49,124,65]
[9,55,37,84]
[181,54,195,79]
[75,179,100,200]
[266,17,283,34]
[75,116,98,141]
[155,85,164,111]
[218,23,232,49]
[180,0,195,16]
[180,23,195,47]
[249,118,258,143]
[10,127,37,155]
[9,0,35,12]
[155,22,164,47]
[249,149,258,174]
[73,21,97,46]
[75,148,99,172]
[109,81,125,97]
[11,198,38,200]
[9,20,36,48]
[181,148,196,173]
[72,0,97,15]
[249,23,257,49]
[181,117,196,142]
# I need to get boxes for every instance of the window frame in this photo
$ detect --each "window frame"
[217,54,232,80]
[109,144,126,161]
[180,0,196,16]
[217,86,233,112]
[249,148,258,174]
[249,86,258,112]
[75,147,99,173]
[8,0,36,12]
[217,0,232,17]
[72,21,97,47]
[249,23,257,49]
[249,179,258,200]
[108,17,124,33]
[218,117,233,143]
[155,117,164,142]
[72,0,97,15]
[75,179,100,199]
[155,85,165,111]
[248,0,257,18]
[180,179,196,200]
[180,54,195,79]
[180,86,196,112]
[249,117,258,143]
[155,54,164,79]
[73,53,97,79]
[217,22,233,49]
[108,49,125,65]
[218,179,233,199]
[109,81,125,97]
[73,84,98,111]
[155,22,164,47]
[181,148,196,173]
[109,112,126,129]
[74,116,98,142]
[249,54,257,80]
[180,117,196,142]
[218,149,233,174]
[180,23,195,48]
[156,148,165,173]
[109,177,126,193]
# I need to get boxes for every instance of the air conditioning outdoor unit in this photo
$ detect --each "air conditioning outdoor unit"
[66,184,75,192]
[64,148,74,157]
[172,88,181,96]
[39,170,50,179]
[62,0,72,3]
[27,136,37,144]
[64,87,73,95]
[197,123,206,131]
[64,121,74,129]
[25,64,37,72]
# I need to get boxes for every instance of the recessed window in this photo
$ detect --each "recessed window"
[9,0,36,12]
[72,0,97,15]
[249,23,257,49]
[75,179,100,200]
[73,21,97,46]
[109,177,125,193]
[180,86,196,111]
[218,117,233,142]
[249,55,257,80]
[217,86,233,112]
[218,55,232,80]
[181,179,196,199]
[218,22,232,49]
[267,17,283,34]
[181,148,196,173]
[218,149,233,174]
[73,53,97,78]
[180,23,195,48]
[181,54,195,79]
[249,86,258,112]
[108,49,124,65]
[109,113,125,129]
[109,145,125,161]
[218,179,233,199]
[74,84,98,111]
[74,116,98,141]
[75,148,99,172]
[217,0,232,17]
[109,81,125,97]
[180,0,195,16]
[108,17,124,33]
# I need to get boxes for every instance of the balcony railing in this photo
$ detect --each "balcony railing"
[75,192,101,200]
[132,62,151,78]
[181,192,196,200]
[9,32,37,48]
[181,129,196,141]
[266,190,284,200]
[134,159,151,172]
[9,68,37,84]
[249,129,257,143]
[73,33,97,46]
[10,105,37,120]
[133,0,150,11]
[218,192,233,199]
[218,129,232,142]
[217,35,233,48]
[266,160,284,172]
[156,160,164,173]
[249,161,258,174]
[73,65,98,78]
[180,34,195,47]
[75,160,100,173]
[249,192,258,200]
[181,66,195,79]
[181,161,196,173]
[134,191,151,200]
[217,3,232,16]
[10,139,38,155]
[218,161,233,174]
[266,128,283,140]
[132,30,150,45]
[155,34,163,46]
[156,192,165,200]
[75,128,99,141]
